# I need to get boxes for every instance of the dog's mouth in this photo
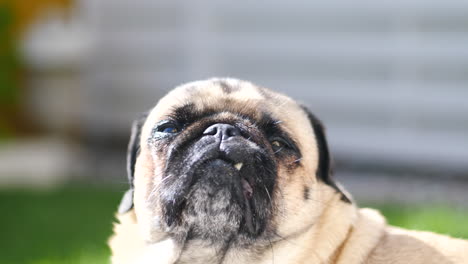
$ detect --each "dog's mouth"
[203,158,257,232]
[160,139,276,241]
[205,158,253,198]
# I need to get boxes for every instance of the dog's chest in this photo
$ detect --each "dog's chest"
[175,243,221,264]
[174,240,258,264]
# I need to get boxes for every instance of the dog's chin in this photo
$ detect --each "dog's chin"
[159,145,276,243]
[182,159,247,241]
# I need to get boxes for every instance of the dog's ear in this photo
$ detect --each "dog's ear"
[118,112,149,214]
[301,106,351,203]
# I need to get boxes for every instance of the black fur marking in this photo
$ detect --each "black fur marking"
[170,103,198,126]
[301,106,351,203]
[303,186,310,200]
[169,103,236,129]
[216,80,240,94]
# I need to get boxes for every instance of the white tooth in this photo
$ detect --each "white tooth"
[234,163,243,171]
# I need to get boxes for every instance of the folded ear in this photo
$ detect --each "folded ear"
[118,112,149,214]
[301,106,351,203]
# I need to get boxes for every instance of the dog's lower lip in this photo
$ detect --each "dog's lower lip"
[206,159,252,195]
[241,177,256,234]
[242,178,253,199]
[192,157,260,234]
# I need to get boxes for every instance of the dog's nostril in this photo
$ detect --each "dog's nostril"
[203,123,241,140]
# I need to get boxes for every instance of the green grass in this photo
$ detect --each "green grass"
[361,203,468,240]
[0,185,467,264]
[0,185,123,264]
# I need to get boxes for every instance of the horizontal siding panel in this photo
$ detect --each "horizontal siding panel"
[80,0,468,173]
[329,125,468,172]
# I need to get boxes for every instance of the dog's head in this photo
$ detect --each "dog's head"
[119,78,350,246]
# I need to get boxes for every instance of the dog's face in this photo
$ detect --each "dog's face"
[121,78,349,247]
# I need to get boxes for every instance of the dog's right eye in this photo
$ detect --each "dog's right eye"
[162,126,178,133]
[155,121,181,134]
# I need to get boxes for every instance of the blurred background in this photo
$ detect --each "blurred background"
[1,0,467,263]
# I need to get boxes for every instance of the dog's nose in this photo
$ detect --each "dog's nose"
[203,123,241,141]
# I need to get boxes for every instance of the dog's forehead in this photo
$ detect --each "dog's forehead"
[151,78,301,122]
[141,78,318,162]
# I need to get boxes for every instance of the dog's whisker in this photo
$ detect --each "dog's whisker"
[273,148,283,154]
[148,175,174,198]
[264,186,272,207]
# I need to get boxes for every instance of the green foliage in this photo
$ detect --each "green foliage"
[0,185,467,264]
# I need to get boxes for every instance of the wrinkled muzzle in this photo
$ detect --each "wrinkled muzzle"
[156,122,277,241]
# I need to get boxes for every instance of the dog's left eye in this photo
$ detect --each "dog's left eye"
[270,137,289,152]
[271,140,282,148]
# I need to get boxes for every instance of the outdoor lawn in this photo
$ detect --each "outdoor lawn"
[1,185,467,264]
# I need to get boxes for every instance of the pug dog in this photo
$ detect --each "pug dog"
[109,78,468,264]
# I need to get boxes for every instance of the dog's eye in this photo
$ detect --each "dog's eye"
[271,140,282,148]
[162,126,178,133]
[270,138,287,152]
[156,121,180,134]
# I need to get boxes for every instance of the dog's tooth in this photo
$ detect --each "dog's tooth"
[234,163,243,171]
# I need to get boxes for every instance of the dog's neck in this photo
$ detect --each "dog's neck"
[110,192,385,264]
[166,196,357,264]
